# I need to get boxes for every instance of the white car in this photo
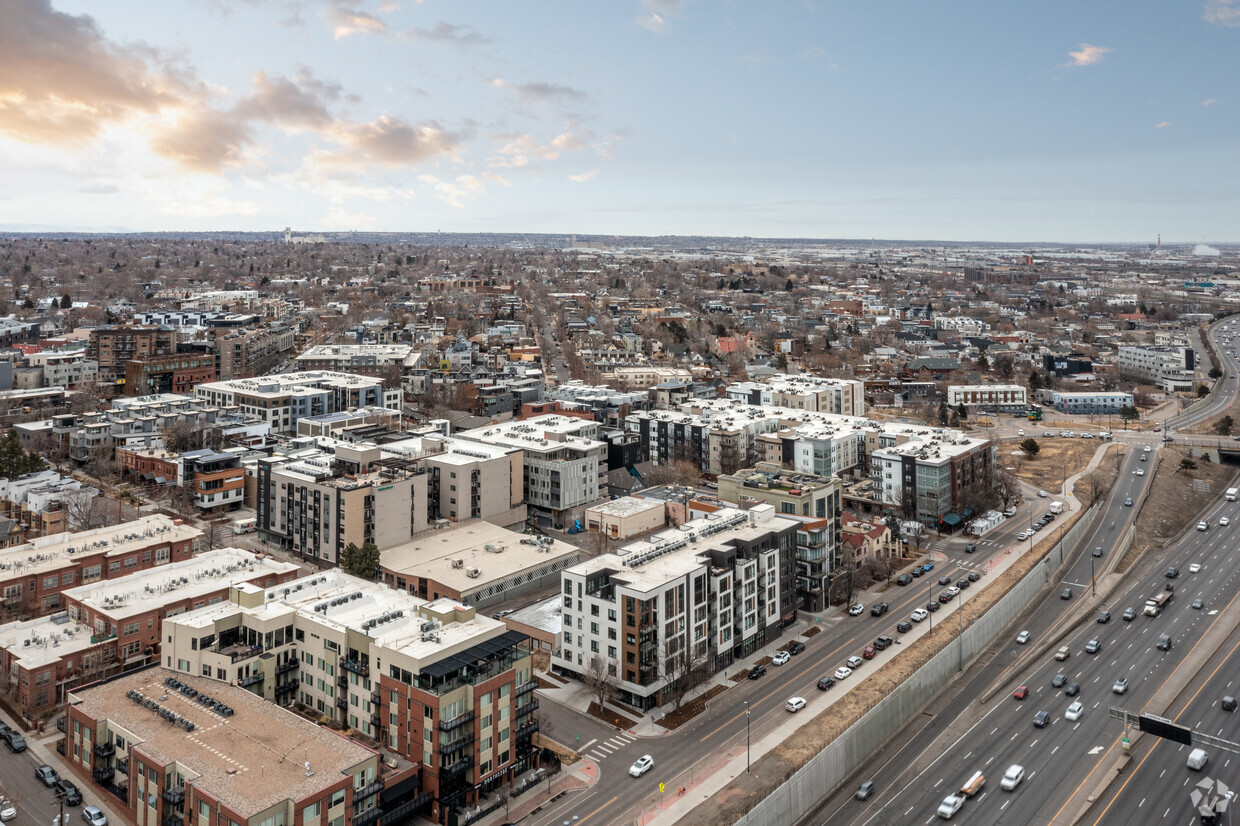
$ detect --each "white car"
[772,651,791,666]
[0,797,15,822]
[1190,563,1202,573]
[629,755,654,777]
[1016,630,1031,645]
[1135,468,1145,476]
[1065,701,1084,721]
[81,808,108,826]
[937,794,964,819]
[1038,490,1049,498]
[785,696,807,713]
[846,655,864,669]
[1000,764,1024,791]
[1018,530,1030,541]
[911,608,929,623]
[1221,517,1230,527]
[1198,522,1209,531]
[834,666,853,680]
[849,603,865,616]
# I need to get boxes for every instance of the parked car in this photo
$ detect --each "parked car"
[772,651,791,666]
[967,571,981,582]
[785,697,807,713]
[834,666,853,680]
[0,729,25,753]
[748,663,767,679]
[817,676,836,691]
[849,603,865,616]
[925,601,941,613]
[956,578,970,590]
[35,765,59,787]
[896,574,912,586]
[0,797,15,823]
[55,780,82,806]
[911,608,929,623]
[863,645,877,659]
[874,635,894,650]
[81,807,107,826]
[847,655,864,669]
[788,641,806,655]
[896,620,913,633]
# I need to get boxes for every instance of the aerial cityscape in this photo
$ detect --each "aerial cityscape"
[1,3,1239,826]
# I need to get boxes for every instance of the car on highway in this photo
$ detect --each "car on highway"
[1065,701,1084,721]
[1055,646,1071,661]
[1052,673,1067,687]
[1093,546,1103,557]
[1189,563,1202,574]
[1123,606,1137,621]
[1113,678,1128,694]
[1135,468,1144,476]
[1000,764,1025,791]
[849,603,865,616]
[847,655,864,669]
[939,575,952,586]
[772,651,791,666]
[1085,638,1102,654]
[1193,598,1205,610]
[856,780,875,800]
[1141,453,1148,461]
[629,755,654,777]
[937,794,965,819]
[35,765,59,786]
[81,807,107,826]
[871,602,889,617]
[1060,587,1073,600]
[1033,710,1050,728]
[1188,748,1210,771]
[1016,630,1030,644]
[1125,498,1133,507]
[748,664,767,679]
[1223,696,1237,712]
[926,601,941,613]
[817,676,836,690]
[1157,634,1173,651]
[911,608,929,623]
[1065,683,1080,696]
[789,641,806,655]
[1013,685,1029,700]
[834,666,853,680]
[1197,522,1209,531]
[1222,517,1231,527]
[1097,610,1111,623]
[1166,566,1180,578]
[785,697,807,713]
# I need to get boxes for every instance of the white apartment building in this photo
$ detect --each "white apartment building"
[947,384,1028,410]
[195,371,402,434]
[553,505,797,710]
[727,375,866,417]
[1117,345,1195,393]
[293,344,420,373]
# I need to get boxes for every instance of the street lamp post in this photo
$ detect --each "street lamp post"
[744,701,751,773]
[957,590,964,672]
[928,580,933,631]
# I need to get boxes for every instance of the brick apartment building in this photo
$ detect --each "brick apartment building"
[125,351,219,396]
[88,326,178,388]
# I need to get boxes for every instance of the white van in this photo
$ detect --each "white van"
[231,517,257,535]
[1188,748,1209,771]
[1000,764,1024,790]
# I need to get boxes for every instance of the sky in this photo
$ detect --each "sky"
[0,0,1238,242]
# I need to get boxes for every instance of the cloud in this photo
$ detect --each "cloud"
[324,5,387,38]
[151,109,255,173]
[491,78,589,106]
[1067,43,1111,67]
[1195,243,1221,256]
[1204,0,1240,26]
[0,0,194,145]
[569,170,598,183]
[637,0,686,33]
[76,184,119,194]
[1155,121,1170,128]
[233,69,352,131]
[1202,98,1219,107]
[481,171,512,187]
[488,132,586,168]
[317,116,462,171]
[404,21,489,47]
[418,173,486,208]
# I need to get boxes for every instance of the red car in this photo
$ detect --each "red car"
[863,646,876,659]
[1013,685,1029,700]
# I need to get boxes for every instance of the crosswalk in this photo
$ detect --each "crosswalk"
[582,731,638,762]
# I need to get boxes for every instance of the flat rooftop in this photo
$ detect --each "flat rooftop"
[197,371,387,397]
[382,434,516,466]
[0,515,201,582]
[70,668,375,816]
[64,548,298,620]
[586,496,664,518]
[457,415,604,454]
[380,523,580,593]
[0,613,97,669]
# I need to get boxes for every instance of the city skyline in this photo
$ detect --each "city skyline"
[1,0,1238,241]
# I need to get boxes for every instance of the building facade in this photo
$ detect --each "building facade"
[87,326,178,388]
[195,372,402,435]
[947,384,1028,410]
[1117,344,1195,393]
[125,352,219,397]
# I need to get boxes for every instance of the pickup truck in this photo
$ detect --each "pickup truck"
[937,794,964,819]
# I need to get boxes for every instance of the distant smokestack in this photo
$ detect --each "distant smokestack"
[1157,233,1161,251]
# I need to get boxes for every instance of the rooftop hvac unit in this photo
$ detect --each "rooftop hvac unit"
[466,567,481,578]
[449,558,464,569]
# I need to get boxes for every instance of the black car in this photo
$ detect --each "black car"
[925,601,940,613]
[956,579,970,590]
[1166,567,1180,579]
[1052,673,1067,688]
[789,641,806,655]
[748,664,767,679]
[55,779,82,806]
[817,676,836,691]
[1034,710,1050,728]
[1,729,26,752]
[896,574,912,586]
[35,765,59,787]
[910,567,923,578]
[938,575,952,586]
[967,571,981,582]
[964,543,977,553]
[1097,611,1111,624]
[896,620,913,633]
[1061,588,1073,600]
[1157,634,1173,651]
[1065,683,1080,696]
[874,635,894,650]
[871,602,889,617]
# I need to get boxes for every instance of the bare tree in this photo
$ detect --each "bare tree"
[59,489,107,531]
[583,655,616,710]
[661,638,709,712]
[992,467,1022,510]
[643,459,702,488]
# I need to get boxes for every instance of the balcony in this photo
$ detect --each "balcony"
[336,697,348,710]
[515,720,539,740]
[92,767,114,783]
[341,658,370,677]
[438,710,474,733]
[438,733,474,758]
[275,659,298,675]
[355,779,384,801]
[439,757,472,781]
[161,814,184,826]
[353,808,382,826]
[237,673,264,688]
[515,699,538,718]
[90,632,116,644]
[162,787,185,805]
[274,680,298,695]
[514,680,537,697]
[337,674,348,689]
[93,742,116,758]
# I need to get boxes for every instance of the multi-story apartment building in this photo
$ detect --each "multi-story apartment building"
[181,449,246,512]
[0,470,94,538]
[0,549,297,716]
[601,366,693,392]
[457,415,607,527]
[716,466,842,613]
[947,384,1028,411]
[0,515,201,621]
[727,376,866,416]
[257,443,429,563]
[64,668,384,826]
[213,325,297,379]
[553,505,797,710]
[294,344,419,376]
[25,349,99,389]
[381,435,527,528]
[195,371,402,435]
[868,429,994,528]
[124,351,219,396]
[1038,390,1135,415]
[162,570,537,824]
[1117,344,1196,393]
[87,325,178,388]
[628,407,784,477]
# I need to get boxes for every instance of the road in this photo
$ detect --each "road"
[0,732,98,826]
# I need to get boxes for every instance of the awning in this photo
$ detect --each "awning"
[153,476,166,484]
[140,472,154,481]
[941,513,963,526]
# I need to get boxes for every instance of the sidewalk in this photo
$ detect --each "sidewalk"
[466,759,599,826]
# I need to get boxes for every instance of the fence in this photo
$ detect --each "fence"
[736,503,1103,826]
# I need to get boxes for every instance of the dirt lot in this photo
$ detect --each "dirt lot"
[1117,447,1238,572]
[680,507,1093,826]
[1006,437,1107,493]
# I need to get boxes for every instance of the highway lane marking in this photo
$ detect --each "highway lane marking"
[574,795,618,825]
